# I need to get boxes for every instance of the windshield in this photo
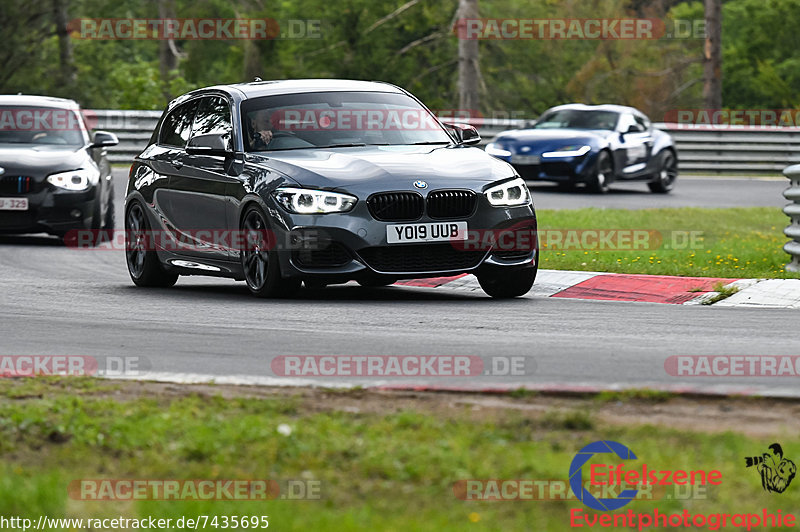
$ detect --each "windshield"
[532,109,619,131]
[0,106,86,146]
[241,91,453,152]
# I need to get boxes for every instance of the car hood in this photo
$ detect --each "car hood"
[252,145,516,194]
[0,144,89,177]
[493,128,609,155]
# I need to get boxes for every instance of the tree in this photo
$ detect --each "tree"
[53,0,77,92]
[703,0,722,109]
[457,0,480,112]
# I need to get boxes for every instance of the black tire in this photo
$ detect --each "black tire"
[647,150,678,193]
[125,202,178,287]
[241,205,300,298]
[88,183,115,244]
[477,264,537,299]
[99,184,115,242]
[586,151,613,194]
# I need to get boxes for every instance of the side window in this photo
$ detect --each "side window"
[191,97,233,150]
[159,100,198,148]
[618,113,643,133]
[634,114,650,131]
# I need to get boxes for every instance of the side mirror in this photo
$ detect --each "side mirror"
[91,130,118,148]
[444,123,481,146]
[186,133,233,156]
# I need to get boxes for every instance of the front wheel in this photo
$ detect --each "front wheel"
[586,151,613,194]
[125,202,178,287]
[477,265,537,299]
[648,151,678,193]
[241,205,300,298]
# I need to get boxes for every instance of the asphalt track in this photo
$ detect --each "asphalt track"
[0,169,797,396]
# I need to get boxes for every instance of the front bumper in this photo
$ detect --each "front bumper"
[265,198,538,282]
[495,152,597,183]
[0,186,97,236]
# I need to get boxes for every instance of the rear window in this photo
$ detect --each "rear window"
[191,97,233,150]
[159,100,198,148]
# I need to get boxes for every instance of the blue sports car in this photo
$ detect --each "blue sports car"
[485,104,678,193]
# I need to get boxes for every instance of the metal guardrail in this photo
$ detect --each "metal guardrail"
[95,111,800,176]
[93,110,161,164]
[783,165,800,272]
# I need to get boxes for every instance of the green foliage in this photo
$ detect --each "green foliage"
[0,0,795,114]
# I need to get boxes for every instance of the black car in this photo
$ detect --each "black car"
[0,95,119,237]
[124,79,538,298]
[486,104,678,193]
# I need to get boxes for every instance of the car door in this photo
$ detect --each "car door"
[146,98,200,249]
[167,95,236,261]
[615,113,652,176]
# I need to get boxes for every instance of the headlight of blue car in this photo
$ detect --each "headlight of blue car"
[485,142,512,158]
[541,145,591,158]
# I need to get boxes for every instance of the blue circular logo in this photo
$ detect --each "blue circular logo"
[413,180,428,189]
[569,440,639,511]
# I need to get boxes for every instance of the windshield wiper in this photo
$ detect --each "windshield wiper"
[316,143,368,148]
[407,141,452,145]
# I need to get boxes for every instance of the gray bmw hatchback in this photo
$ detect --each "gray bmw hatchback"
[125,80,538,298]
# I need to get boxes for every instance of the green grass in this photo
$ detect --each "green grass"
[537,207,800,278]
[701,281,741,305]
[2,378,800,530]
[595,389,674,403]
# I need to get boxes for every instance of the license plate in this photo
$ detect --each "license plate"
[512,155,540,165]
[0,198,28,211]
[387,221,468,244]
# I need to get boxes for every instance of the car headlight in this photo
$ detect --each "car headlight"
[485,142,512,158]
[541,145,591,158]
[484,177,531,207]
[272,188,357,214]
[46,169,95,191]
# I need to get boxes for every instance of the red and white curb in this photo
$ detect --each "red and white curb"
[398,270,800,308]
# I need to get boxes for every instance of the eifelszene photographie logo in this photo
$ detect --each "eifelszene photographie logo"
[745,443,797,494]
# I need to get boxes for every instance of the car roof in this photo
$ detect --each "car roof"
[178,79,405,102]
[0,94,81,109]
[544,103,643,115]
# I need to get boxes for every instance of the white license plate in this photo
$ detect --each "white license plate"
[512,155,540,165]
[0,198,28,211]
[387,221,468,244]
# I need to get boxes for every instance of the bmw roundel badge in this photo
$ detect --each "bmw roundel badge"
[413,180,428,189]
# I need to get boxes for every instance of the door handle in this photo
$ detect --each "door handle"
[170,159,184,169]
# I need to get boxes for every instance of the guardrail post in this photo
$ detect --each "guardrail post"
[783,164,800,272]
